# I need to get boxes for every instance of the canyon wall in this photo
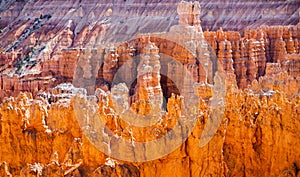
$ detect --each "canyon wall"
[0,0,299,176]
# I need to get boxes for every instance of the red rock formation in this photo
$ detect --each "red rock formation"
[203,31,217,51]
[0,1,299,176]
[114,42,137,87]
[0,84,299,176]
[284,27,296,54]
[103,45,119,83]
[282,54,300,78]
[131,40,163,113]
[0,1,299,95]
[204,25,300,89]
[1,1,299,97]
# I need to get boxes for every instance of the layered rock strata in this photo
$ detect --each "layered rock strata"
[0,1,299,99]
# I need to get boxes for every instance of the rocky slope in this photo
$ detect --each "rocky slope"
[0,0,300,176]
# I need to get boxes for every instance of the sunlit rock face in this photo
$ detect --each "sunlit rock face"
[0,0,300,176]
[0,83,299,176]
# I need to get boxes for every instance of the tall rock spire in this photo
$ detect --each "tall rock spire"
[131,38,163,115]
